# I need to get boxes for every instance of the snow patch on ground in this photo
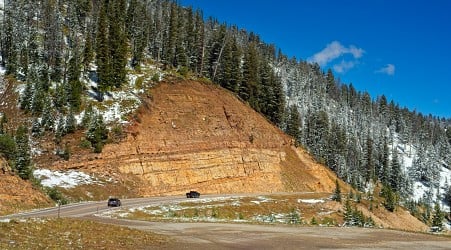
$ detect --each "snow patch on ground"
[33,169,101,188]
[183,196,240,204]
[250,196,272,205]
[445,221,451,231]
[298,199,324,204]
[318,210,335,216]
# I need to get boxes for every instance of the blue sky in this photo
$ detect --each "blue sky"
[180,0,451,118]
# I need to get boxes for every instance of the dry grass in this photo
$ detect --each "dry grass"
[125,193,343,226]
[117,192,437,233]
[0,218,168,249]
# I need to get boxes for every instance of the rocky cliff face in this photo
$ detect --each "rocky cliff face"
[54,81,337,196]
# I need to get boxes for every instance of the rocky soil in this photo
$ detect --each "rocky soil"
[0,158,52,215]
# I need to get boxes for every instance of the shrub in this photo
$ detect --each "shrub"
[111,124,124,142]
[151,73,160,82]
[135,76,144,89]
[79,139,91,149]
[46,187,68,205]
[0,134,16,160]
[177,67,189,78]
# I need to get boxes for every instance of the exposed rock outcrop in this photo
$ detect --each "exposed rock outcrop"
[53,81,337,196]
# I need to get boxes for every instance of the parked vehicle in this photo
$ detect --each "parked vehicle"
[107,197,121,207]
[186,191,200,198]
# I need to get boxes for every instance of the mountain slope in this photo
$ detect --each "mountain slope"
[49,80,337,196]
[0,158,51,215]
[1,79,432,232]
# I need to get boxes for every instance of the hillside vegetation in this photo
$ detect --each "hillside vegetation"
[0,0,449,231]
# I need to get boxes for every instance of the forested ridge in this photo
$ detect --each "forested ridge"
[0,0,450,224]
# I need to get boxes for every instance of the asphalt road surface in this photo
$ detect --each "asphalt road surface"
[2,195,450,249]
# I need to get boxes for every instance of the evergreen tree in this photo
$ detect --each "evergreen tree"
[208,24,227,80]
[269,73,285,126]
[305,111,330,162]
[42,0,64,83]
[31,118,42,138]
[20,83,33,111]
[2,3,17,74]
[217,34,235,89]
[54,83,67,112]
[285,105,301,143]
[343,199,353,225]
[83,28,94,71]
[364,135,375,183]
[14,125,32,180]
[258,59,272,117]
[431,202,444,231]
[164,2,179,67]
[108,0,128,88]
[326,68,339,100]
[81,105,94,129]
[390,149,402,192]
[240,42,259,108]
[381,185,396,212]
[174,8,189,68]
[184,7,196,70]
[86,114,108,153]
[67,53,83,111]
[326,122,347,172]
[127,0,148,69]
[65,110,77,134]
[446,127,451,144]
[0,133,16,161]
[194,10,205,75]
[41,96,55,131]
[31,83,46,115]
[0,114,8,135]
[380,136,390,184]
[332,179,342,202]
[223,37,241,93]
[96,0,111,95]
[445,185,451,217]
[55,115,65,145]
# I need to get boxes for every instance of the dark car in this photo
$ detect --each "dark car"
[186,191,200,198]
[107,198,121,207]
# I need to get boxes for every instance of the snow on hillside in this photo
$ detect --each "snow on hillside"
[411,166,451,212]
[33,169,102,188]
[78,64,163,125]
[392,133,450,212]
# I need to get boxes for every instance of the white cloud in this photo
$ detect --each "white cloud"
[333,60,355,73]
[307,41,365,66]
[376,64,395,75]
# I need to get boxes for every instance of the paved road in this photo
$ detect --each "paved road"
[1,196,193,218]
[2,195,451,249]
